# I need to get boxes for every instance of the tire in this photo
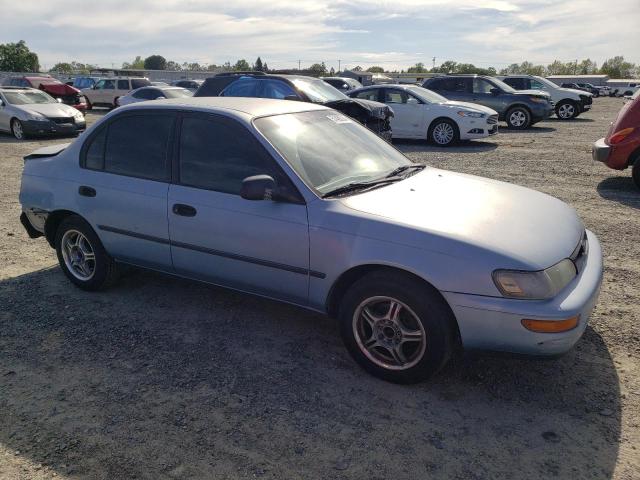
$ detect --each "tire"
[428,119,459,146]
[555,101,578,120]
[112,97,120,109]
[54,215,119,291]
[632,161,640,190]
[11,118,26,140]
[505,106,531,129]
[338,270,456,384]
[84,96,92,110]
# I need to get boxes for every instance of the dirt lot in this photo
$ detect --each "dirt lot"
[0,99,638,479]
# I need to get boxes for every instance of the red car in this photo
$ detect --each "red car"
[3,76,87,111]
[593,91,640,188]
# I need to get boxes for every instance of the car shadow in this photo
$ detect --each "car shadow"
[546,117,595,123]
[394,138,499,153]
[498,126,556,134]
[597,176,640,209]
[0,265,622,479]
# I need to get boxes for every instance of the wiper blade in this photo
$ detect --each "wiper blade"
[385,164,425,178]
[322,178,402,198]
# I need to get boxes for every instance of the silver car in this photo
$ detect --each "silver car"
[0,87,86,140]
[116,86,193,106]
[18,97,603,383]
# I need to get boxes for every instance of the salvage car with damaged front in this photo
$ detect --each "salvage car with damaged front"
[19,97,602,384]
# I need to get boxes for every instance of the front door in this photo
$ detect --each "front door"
[382,88,424,138]
[168,113,310,304]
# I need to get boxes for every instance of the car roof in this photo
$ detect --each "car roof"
[121,96,329,117]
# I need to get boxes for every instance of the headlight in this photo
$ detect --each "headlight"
[73,110,84,119]
[529,96,548,103]
[457,111,485,118]
[493,258,577,300]
[25,112,46,121]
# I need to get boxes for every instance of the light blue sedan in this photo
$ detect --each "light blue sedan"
[19,97,603,383]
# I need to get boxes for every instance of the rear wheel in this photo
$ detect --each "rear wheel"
[11,118,25,140]
[428,119,459,146]
[112,97,120,109]
[55,216,119,291]
[84,96,92,110]
[339,271,456,383]
[556,101,578,120]
[505,106,531,129]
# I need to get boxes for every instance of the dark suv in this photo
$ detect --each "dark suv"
[195,72,393,140]
[422,75,553,129]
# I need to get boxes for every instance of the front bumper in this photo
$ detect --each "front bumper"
[592,137,610,163]
[442,229,603,356]
[22,118,86,137]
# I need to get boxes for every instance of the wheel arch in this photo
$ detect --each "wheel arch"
[506,103,532,115]
[628,145,640,166]
[44,209,83,247]
[427,116,460,134]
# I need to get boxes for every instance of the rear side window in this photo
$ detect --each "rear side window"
[179,116,277,195]
[504,78,525,89]
[131,79,151,89]
[117,80,129,90]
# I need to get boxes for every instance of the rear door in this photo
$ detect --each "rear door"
[76,110,175,270]
[168,113,310,304]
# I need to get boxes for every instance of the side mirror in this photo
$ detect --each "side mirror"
[490,88,500,95]
[241,175,277,201]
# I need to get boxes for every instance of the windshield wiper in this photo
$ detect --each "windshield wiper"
[322,177,403,198]
[384,164,425,178]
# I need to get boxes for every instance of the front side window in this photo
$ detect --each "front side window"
[98,114,174,181]
[530,79,546,90]
[102,80,116,90]
[117,80,129,90]
[179,116,278,195]
[221,78,260,97]
[385,89,408,104]
[290,77,346,103]
[260,80,297,99]
[473,78,495,94]
[354,89,379,101]
[132,88,151,99]
[255,110,411,195]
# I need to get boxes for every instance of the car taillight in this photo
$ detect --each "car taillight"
[609,127,635,145]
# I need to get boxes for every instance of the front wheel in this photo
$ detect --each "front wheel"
[339,271,457,383]
[505,107,531,129]
[11,119,26,140]
[84,96,92,110]
[556,101,578,120]
[428,119,459,146]
[55,215,119,291]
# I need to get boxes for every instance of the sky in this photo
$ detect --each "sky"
[1,0,639,71]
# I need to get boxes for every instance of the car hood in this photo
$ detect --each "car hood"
[326,98,393,119]
[339,168,584,270]
[18,103,79,118]
[39,83,80,96]
[442,101,498,115]
[563,88,592,97]
[513,89,551,99]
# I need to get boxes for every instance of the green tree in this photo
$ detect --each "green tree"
[407,62,427,73]
[577,58,598,75]
[122,56,144,69]
[233,59,251,71]
[166,60,182,71]
[263,62,269,72]
[329,66,335,75]
[0,40,39,72]
[144,55,167,70]
[600,56,636,78]
[431,60,457,73]
[545,60,573,75]
[366,66,384,73]
[50,62,73,73]
[309,62,327,75]
[253,57,264,72]
[351,65,363,71]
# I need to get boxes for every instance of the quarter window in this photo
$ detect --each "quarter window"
[102,114,173,180]
[85,128,107,170]
[354,89,379,101]
[179,116,277,195]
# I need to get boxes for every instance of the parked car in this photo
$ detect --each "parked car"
[561,82,591,93]
[322,76,363,92]
[0,86,86,140]
[151,81,170,87]
[422,75,553,129]
[3,76,87,111]
[576,83,602,97]
[116,86,192,106]
[171,79,204,92]
[348,84,498,146]
[592,89,640,188]
[195,72,393,140]
[608,82,639,97]
[67,76,101,90]
[81,77,151,109]
[18,97,602,383]
[499,75,593,120]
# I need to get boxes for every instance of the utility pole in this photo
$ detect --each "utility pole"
[432,57,436,69]
[338,59,341,72]
[298,59,301,70]
[574,59,578,75]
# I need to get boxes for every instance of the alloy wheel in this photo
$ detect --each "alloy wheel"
[432,122,455,145]
[12,120,24,140]
[509,110,527,127]
[558,104,575,119]
[60,229,96,281]
[352,296,427,370]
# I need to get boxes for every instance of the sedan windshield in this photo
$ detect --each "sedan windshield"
[3,90,56,105]
[291,78,347,103]
[406,85,448,103]
[255,110,412,195]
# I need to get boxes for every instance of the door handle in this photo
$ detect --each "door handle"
[172,203,197,217]
[78,185,96,197]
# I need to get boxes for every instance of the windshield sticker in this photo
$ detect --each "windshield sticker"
[326,114,353,124]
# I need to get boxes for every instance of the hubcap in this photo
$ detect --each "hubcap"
[352,296,427,370]
[558,104,574,119]
[61,229,96,281]
[433,122,454,145]
[12,121,23,139]
[509,110,527,127]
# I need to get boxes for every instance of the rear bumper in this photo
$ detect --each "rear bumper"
[592,137,611,163]
[442,229,603,356]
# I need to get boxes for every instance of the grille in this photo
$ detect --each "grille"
[50,117,74,124]
[487,114,498,125]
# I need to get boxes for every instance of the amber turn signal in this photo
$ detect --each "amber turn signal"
[521,316,579,333]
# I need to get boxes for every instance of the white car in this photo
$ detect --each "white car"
[116,86,193,106]
[499,75,593,120]
[349,84,498,146]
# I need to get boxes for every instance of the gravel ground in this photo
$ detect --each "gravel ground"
[0,99,638,479]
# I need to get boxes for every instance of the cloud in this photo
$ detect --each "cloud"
[0,0,637,70]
